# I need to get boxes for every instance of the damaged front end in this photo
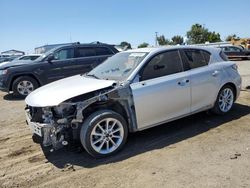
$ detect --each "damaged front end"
[25,103,77,150]
[25,83,137,151]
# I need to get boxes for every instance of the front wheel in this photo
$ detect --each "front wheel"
[12,76,39,98]
[212,85,235,115]
[80,110,128,158]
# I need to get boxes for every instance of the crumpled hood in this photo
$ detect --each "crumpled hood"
[25,75,117,107]
[0,60,34,69]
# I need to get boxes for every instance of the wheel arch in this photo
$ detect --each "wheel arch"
[82,100,132,132]
[219,82,237,101]
[9,74,41,91]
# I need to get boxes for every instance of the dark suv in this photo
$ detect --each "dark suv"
[0,43,118,97]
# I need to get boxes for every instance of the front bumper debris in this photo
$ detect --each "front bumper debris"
[25,109,66,149]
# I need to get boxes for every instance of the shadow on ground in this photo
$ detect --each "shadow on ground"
[42,103,250,169]
[3,93,24,101]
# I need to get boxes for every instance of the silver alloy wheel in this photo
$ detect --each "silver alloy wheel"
[218,88,234,112]
[17,81,34,96]
[90,118,124,154]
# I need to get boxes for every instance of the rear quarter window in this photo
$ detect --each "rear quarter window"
[219,51,229,61]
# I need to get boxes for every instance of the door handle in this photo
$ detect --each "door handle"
[178,79,189,86]
[212,70,219,77]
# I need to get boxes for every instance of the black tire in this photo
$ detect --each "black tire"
[32,134,43,144]
[12,76,39,98]
[211,85,235,115]
[80,110,128,158]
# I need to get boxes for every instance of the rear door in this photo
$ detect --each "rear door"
[130,50,191,130]
[95,47,115,65]
[180,49,221,112]
[74,47,99,74]
[73,46,116,75]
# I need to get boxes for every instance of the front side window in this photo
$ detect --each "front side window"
[183,50,208,69]
[140,50,183,81]
[54,48,74,60]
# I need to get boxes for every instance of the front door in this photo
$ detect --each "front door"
[130,50,191,130]
[46,47,76,83]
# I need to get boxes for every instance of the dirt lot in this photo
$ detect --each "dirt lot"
[0,61,250,188]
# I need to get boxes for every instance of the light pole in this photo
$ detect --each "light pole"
[155,32,158,46]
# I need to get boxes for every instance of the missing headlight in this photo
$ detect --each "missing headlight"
[52,103,76,118]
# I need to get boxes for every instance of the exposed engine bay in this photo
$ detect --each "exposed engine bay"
[25,84,137,151]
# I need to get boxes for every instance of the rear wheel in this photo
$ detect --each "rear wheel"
[212,85,235,115]
[12,76,39,98]
[80,110,128,158]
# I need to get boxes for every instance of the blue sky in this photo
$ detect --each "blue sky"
[0,0,249,53]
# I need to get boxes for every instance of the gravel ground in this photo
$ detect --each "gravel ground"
[0,61,250,188]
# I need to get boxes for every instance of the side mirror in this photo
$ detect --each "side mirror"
[47,54,55,63]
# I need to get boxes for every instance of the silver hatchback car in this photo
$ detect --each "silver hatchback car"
[25,46,241,158]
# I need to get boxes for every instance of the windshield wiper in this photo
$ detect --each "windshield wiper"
[86,74,100,79]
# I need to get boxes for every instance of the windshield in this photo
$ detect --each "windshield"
[87,52,148,81]
[12,56,21,61]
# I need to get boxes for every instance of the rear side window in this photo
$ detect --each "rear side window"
[183,50,208,69]
[95,47,113,56]
[141,50,183,81]
[76,47,96,57]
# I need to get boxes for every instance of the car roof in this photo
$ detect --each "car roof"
[23,54,42,56]
[72,43,114,47]
[125,46,221,54]
[218,45,242,48]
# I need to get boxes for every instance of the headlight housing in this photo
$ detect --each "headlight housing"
[0,69,8,75]
[52,103,75,118]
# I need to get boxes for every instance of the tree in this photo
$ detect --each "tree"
[171,35,184,45]
[186,24,221,44]
[207,32,221,43]
[225,34,240,41]
[120,41,132,49]
[157,35,171,45]
[138,42,149,48]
